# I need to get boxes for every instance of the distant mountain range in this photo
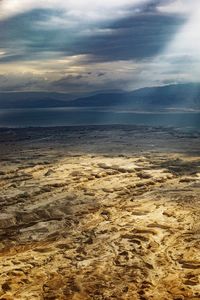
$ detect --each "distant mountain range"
[0,83,200,110]
[0,92,74,109]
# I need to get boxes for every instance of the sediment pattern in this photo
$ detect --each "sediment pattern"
[0,126,199,300]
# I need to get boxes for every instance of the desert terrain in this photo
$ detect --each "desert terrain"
[0,125,199,300]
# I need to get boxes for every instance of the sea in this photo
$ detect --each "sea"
[0,107,199,131]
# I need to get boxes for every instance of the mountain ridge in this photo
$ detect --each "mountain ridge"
[0,83,200,110]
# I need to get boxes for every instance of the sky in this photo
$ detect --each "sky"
[0,0,200,94]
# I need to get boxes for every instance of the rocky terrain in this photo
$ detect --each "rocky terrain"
[0,125,199,300]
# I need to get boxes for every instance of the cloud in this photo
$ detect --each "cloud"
[0,7,184,64]
[0,57,140,92]
[79,14,183,62]
[128,1,200,88]
[158,0,200,15]
[0,0,151,21]
[0,0,199,93]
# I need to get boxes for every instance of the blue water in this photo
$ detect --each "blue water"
[0,107,199,130]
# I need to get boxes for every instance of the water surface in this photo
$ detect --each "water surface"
[0,107,199,130]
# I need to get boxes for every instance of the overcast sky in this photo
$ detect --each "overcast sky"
[0,0,199,93]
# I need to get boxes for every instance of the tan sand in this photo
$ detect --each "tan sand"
[0,126,199,299]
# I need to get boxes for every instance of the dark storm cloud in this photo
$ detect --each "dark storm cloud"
[0,9,69,62]
[1,0,194,92]
[0,4,185,64]
[76,14,184,62]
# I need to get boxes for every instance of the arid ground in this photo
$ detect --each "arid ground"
[0,125,199,300]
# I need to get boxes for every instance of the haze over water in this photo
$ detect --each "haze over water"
[0,108,199,131]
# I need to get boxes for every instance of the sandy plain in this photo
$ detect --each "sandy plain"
[0,125,199,300]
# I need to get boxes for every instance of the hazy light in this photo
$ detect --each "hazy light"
[1,0,200,92]
[0,50,6,56]
[130,1,200,88]
[158,0,200,15]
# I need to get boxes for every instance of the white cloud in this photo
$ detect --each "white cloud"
[0,49,6,56]
[158,0,200,15]
[0,0,150,22]
[158,2,200,78]
[127,1,200,88]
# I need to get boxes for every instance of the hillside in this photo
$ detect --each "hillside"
[0,83,200,110]
[0,92,74,109]
[66,83,200,110]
